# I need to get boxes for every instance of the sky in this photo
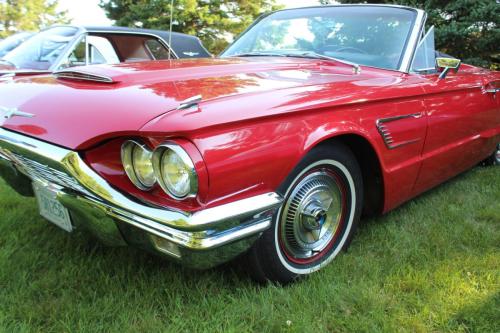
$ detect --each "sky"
[57,0,112,26]
[57,0,325,26]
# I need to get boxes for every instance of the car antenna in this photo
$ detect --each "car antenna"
[168,0,174,60]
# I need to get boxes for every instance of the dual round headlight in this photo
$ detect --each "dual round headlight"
[121,140,198,199]
[121,141,156,190]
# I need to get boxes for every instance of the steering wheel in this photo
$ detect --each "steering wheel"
[335,46,368,54]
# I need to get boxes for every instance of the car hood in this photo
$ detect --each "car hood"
[0,57,400,150]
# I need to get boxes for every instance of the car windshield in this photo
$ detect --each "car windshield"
[0,32,33,58]
[222,6,417,71]
[2,26,78,70]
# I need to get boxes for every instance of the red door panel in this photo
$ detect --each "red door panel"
[414,68,500,195]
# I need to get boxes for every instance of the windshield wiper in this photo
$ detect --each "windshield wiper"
[227,51,361,74]
[283,51,361,74]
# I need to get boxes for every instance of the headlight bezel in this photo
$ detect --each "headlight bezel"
[121,140,156,191]
[152,142,199,200]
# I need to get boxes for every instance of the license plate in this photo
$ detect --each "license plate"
[33,183,73,232]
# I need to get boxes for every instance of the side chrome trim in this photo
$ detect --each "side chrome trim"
[0,128,283,241]
[376,113,423,149]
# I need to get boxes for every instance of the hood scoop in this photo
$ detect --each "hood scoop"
[54,69,116,83]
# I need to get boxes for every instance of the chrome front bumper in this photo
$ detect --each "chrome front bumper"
[0,128,283,268]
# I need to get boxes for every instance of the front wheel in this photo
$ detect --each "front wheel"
[245,143,363,283]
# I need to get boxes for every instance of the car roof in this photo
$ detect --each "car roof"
[82,26,198,42]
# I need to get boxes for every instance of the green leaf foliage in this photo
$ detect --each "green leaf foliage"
[329,0,499,69]
[0,0,69,38]
[99,0,284,54]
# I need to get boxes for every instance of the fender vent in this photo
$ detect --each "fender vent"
[54,70,114,83]
[376,113,423,150]
[376,122,394,147]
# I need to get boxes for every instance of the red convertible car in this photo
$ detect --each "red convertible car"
[0,5,499,283]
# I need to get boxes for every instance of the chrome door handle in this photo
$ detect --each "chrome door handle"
[484,87,499,98]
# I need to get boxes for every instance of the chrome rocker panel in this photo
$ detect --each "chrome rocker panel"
[0,128,283,268]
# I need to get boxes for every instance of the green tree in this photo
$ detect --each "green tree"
[328,0,499,69]
[99,0,283,54]
[0,0,69,38]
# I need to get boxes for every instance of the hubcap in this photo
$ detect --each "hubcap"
[280,170,345,261]
[495,143,500,164]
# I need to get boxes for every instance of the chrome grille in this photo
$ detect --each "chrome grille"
[8,152,90,195]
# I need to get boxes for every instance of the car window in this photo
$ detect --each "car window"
[3,26,78,70]
[105,34,154,62]
[87,35,120,65]
[0,32,33,58]
[90,45,106,64]
[411,26,436,72]
[64,36,86,68]
[59,35,121,69]
[144,39,170,59]
[222,6,416,71]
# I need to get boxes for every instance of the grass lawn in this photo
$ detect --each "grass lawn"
[0,166,498,333]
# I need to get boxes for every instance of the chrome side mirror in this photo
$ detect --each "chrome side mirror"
[437,57,461,79]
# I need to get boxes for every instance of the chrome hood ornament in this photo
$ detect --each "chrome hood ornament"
[0,106,35,120]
